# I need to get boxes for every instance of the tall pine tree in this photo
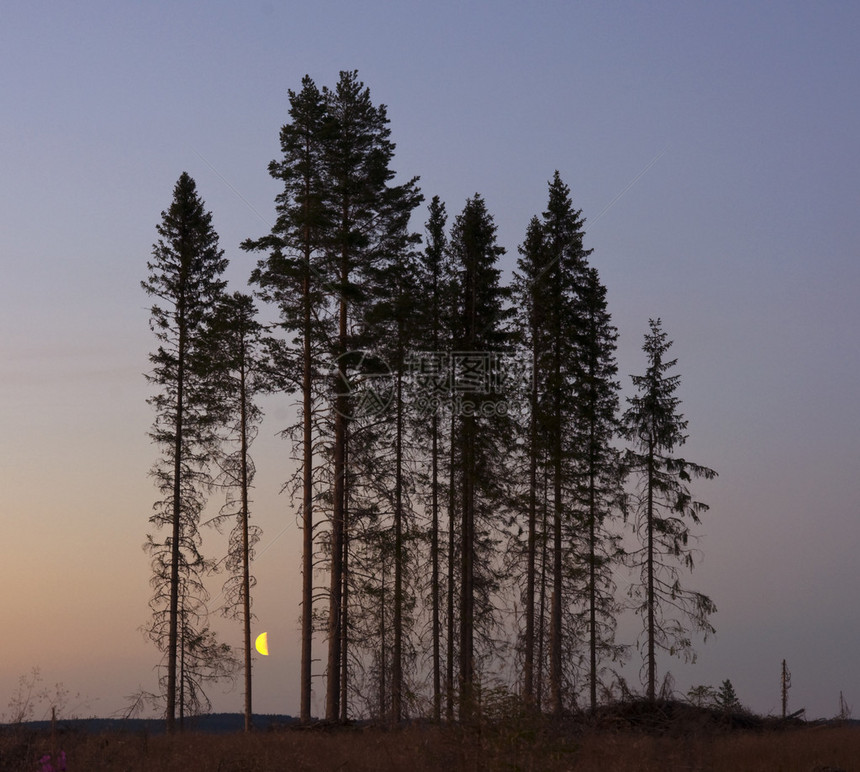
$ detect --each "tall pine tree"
[622,318,717,702]
[510,215,551,708]
[448,194,510,720]
[357,185,423,721]
[142,172,229,733]
[569,265,624,712]
[413,196,451,721]
[511,174,623,713]
[538,172,592,716]
[206,291,266,732]
[320,70,422,721]
[243,75,332,724]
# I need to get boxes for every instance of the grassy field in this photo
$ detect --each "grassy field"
[3,710,858,771]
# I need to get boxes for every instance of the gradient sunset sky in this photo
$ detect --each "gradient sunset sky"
[2,1,859,720]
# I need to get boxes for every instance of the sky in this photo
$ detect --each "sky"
[2,1,859,721]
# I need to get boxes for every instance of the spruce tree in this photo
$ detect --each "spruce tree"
[448,194,510,720]
[413,195,451,721]
[539,172,592,716]
[622,318,717,703]
[569,265,624,712]
[714,679,741,712]
[142,172,229,733]
[512,174,622,713]
[510,215,551,708]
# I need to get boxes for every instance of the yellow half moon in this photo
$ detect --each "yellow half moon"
[255,632,269,656]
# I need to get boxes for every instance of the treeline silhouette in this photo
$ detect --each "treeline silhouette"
[141,70,716,731]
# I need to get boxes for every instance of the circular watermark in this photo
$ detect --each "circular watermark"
[330,350,393,420]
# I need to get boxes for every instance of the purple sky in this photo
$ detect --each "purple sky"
[2,1,859,720]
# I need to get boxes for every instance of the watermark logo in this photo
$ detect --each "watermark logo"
[408,350,531,417]
[329,349,531,419]
[331,350,394,419]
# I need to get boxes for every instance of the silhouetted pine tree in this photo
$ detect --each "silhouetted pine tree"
[142,172,229,733]
[448,194,510,720]
[349,176,423,722]
[206,292,266,732]
[568,265,625,712]
[622,318,717,703]
[511,174,623,714]
[320,70,422,721]
[412,196,452,721]
[243,75,333,724]
[510,215,551,708]
[535,172,592,716]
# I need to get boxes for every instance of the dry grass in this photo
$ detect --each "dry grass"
[2,719,858,771]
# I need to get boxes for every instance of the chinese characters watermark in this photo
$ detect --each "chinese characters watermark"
[331,349,531,419]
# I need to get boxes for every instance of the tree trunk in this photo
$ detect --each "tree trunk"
[340,434,349,722]
[379,554,387,719]
[240,353,253,731]
[166,319,186,734]
[537,469,549,712]
[300,260,314,723]
[392,367,404,723]
[326,411,345,720]
[431,409,441,722]
[326,239,349,721]
[781,660,788,718]
[446,408,456,722]
[549,423,563,717]
[588,461,597,713]
[646,440,656,703]
[523,336,539,707]
[178,605,185,731]
[459,413,475,721]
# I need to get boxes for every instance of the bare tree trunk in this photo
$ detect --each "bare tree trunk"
[646,442,656,704]
[459,413,475,721]
[239,354,253,731]
[781,660,789,718]
[446,407,456,722]
[431,409,441,722]
[587,403,599,712]
[392,369,404,722]
[549,429,563,717]
[300,263,314,724]
[340,435,349,722]
[536,474,548,712]
[523,338,539,707]
[178,604,185,731]
[326,239,349,721]
[588,461,597,713]
[326,411,345,720]
[379,554,387,719]
[166,321,186,734]
[588,482,597,713]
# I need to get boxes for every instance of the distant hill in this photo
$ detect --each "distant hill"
[5,709,859,735]
[1,713,299,735]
